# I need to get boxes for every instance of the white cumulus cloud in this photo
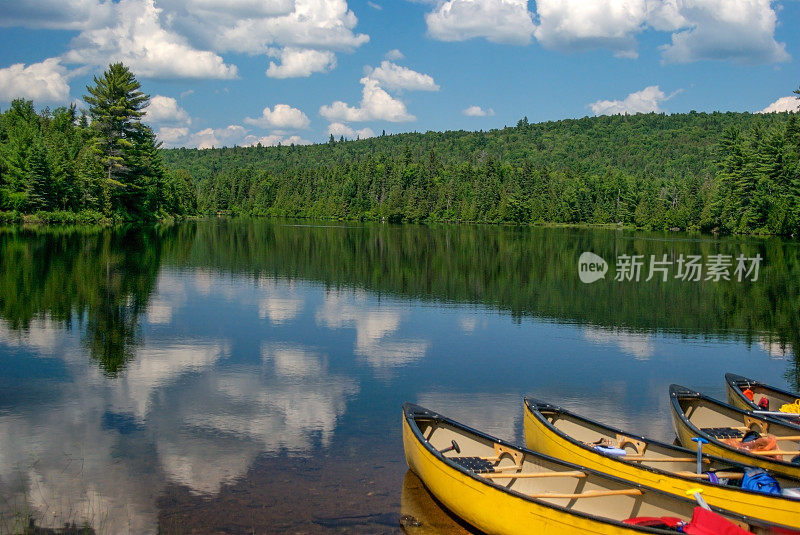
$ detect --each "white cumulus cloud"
[62,0,238,79]
[659,0,790,64]
[531,0,789,64]
[425,0,535,45]
[589,85,672,116]
[384,49,404,61]
[244,104,310,129]
[366,61,439,92]
[0,58,71,103]
[144,95,191,125]
[320,77,415,122]
[0,0,114,30]
[534,0,647,57]
[157,126,190,145]
[758,96,800,114]
[327,122,375,139]
[462,105,494,116]
[187,124,247,149]
[266,48,336,78]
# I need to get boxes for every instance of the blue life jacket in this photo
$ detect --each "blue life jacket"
[741,468,781,495]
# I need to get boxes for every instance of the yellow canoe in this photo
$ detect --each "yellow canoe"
[725,373,800,417]
[402,403,782,535]
[523,397,800,529]
[670,384,800,479]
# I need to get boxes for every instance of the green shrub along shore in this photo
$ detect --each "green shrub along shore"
[2,63,798,236]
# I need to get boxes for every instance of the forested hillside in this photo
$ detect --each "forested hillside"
[163,108,800,235]
[2,65,798,235]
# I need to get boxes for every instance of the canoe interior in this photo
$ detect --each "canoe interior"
[729,378,798,411]
[417,417,706,523]
[680,396,800,438]
[546,410,730,473]
[677,396,800,462]
[542,407,800,490]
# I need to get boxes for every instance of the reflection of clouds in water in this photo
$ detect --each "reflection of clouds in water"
[259,297,303,324]
[0,317,66,354]
[583,326,654,360]
[758,338,793,360]
[316,292,429,370]
[146,300,172,324]
[152,355,359,494]
[145,271,189,325]
[257,277,304,325]
[459,315,488,334]
[416,392,521,442]
[263,343,324,378]
[193,269,215,296]
[459,316,478,333]
[0,386,159,534]
[0,275,366,531]
[109,342,229,420]
[0,333,360,528]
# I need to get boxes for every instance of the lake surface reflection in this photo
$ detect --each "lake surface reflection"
[0,220,797,533]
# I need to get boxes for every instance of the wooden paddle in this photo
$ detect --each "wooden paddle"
[483,471,586,479]
[529,489,642,499]
[743,450,800,456]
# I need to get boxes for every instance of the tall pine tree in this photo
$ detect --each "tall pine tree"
[84,63,162,217]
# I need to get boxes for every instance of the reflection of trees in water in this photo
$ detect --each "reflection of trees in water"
[173,220,800,387]
[1,220,799,386]
[0,226,175,375]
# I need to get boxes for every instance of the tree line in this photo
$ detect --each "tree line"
[163,94,799,236]
[1,63,798,235]
[0,63,195,223]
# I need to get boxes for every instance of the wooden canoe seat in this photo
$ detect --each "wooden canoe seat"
[700,427,743,439]
[451,457,496,473]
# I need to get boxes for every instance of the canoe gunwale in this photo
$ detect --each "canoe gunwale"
[523,397,800,502]
[668,384,800,469]
[403,403,685,534]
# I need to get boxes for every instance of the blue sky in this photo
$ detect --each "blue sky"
[1,0,798,148]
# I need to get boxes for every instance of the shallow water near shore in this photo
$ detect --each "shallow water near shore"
[0,219,797,533]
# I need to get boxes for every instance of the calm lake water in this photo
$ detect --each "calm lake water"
[0,220,798,534]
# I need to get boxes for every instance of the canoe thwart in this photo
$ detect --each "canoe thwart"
[616,434,647,455]
[529,489,643,499]
[743,416,768,434]
[481,443,525,469]
[482,470,587,480]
